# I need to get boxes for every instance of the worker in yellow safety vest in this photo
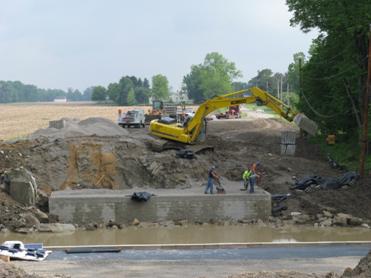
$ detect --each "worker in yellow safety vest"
[242,162,260,193]
[242,169,252,191]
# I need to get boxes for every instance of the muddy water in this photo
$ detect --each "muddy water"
[1,225,371,246]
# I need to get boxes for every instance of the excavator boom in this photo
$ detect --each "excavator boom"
[149,86,317,144]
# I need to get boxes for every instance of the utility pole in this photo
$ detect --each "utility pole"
[299,58,303,101]
[276,78,280,99]
[280,75,283,101]
[287,82,290,106]
[359,24,371,177]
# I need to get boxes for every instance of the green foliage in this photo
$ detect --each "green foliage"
[0,81,88,103]
[105,76,151,105]
[127,88,136,105]
[287,52,305,94]
[232,82,249,91]
[309,133,371,172]
[286,0,371,134]
[91,86,107,101]
[183,52,242,103]
[151,74,169,100]
[248,69,274,91]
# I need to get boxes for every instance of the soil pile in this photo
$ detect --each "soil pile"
[0,261,42,278]
[227,271,337,277]
[342,251,371,277]
[29,117,128,140]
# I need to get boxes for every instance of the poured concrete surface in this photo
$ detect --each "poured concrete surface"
[49,182,271,224]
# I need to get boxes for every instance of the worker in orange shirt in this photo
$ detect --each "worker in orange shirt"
[249,161,261,193]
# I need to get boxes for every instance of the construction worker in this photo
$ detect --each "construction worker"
[248,161,261,193]
[205,166,220,194]
[242,169,252,191]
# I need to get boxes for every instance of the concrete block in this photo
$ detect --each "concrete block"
[8,168,37,206]
[294,113,318,136]
[49,189,271,225]
[49,119,66,129]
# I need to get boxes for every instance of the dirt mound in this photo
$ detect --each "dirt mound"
[0,261,42,278]
[227,271,337,277]
[342,251,371,277]
[29,117,128,140]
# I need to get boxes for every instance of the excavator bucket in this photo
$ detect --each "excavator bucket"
[293,113,318,136]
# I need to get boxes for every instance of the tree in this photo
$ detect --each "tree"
[183,52,242,103]
[143,78,150,89]
[286,0,371,133]
[116,77,134,105]
[287,52,305,94]
[248,69,274,91]
[135,86,150,104]
[127,88,136,105]
[82,87,94,101]
[0,80,85,103]
[151,74,169,100]
[91,86,107,101]
[232,82,249,91]
[66,88,82,101]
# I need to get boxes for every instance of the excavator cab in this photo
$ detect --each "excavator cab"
[152,100,164,113]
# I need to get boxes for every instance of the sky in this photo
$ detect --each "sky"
[0,0,317,92]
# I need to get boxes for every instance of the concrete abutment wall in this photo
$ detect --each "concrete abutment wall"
[49,189,271,224]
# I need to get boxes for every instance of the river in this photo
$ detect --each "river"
[1,225,371,246]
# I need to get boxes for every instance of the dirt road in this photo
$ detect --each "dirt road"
[13,246,365,278]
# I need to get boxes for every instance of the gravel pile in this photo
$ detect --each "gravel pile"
[29,117,128,140]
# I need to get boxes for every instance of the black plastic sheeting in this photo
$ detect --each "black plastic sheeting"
[291,171,359,191]
[176,149,195,159]
[158,117,177,124]
[131,192,154,202]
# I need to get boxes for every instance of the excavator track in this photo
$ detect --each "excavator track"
[146,137,214,154]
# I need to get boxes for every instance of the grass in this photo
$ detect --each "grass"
[0,103,151,140]
[310,134,371,172]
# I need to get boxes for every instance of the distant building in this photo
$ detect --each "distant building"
[170,91,190,103]
[54,97,67,103]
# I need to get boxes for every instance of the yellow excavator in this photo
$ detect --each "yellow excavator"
[149,86,317,145]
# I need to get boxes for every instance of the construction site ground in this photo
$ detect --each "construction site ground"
[0,107,371,231]
[1,107,371,277]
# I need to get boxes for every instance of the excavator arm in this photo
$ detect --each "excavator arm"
[149,86,314,144]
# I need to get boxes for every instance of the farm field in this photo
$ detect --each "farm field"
[0,103,150,140]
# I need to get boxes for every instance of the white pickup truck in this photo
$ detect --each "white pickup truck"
[118,109,145,128]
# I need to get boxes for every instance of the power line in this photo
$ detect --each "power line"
[303,56,367,81]
[305,42,356,66]
[301,89,352,118]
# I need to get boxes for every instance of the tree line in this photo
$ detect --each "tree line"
[0,51,301,107]
[0,81,92,103]
[91,74,170,105]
